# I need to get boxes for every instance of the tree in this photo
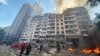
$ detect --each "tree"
[86,0,100,7]
[94,13,100,32]
[0,27,5,42]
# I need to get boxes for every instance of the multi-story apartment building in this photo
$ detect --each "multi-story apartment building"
[20,18,36,43]
[55,14,65,43]
[63,11,81,47]
[32,2,42,17]
[64,7,92,34]
[63,6,93,47]
[31,16,41,43]
[20,6,92,47]
[39,16,47,42]
[20,2,42,43]
[45,13,56,44]
[5,3,32,44]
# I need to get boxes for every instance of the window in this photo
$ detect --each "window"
[41,32,45,34]
[64,18,68,20]
[36,25,41,27]
[34,35,38,37]
[61,31,64,33]
[57,31,59,34]
[82,26,87,29]
[48,27,55,30]
[69,17,71,20]
[65,26,69,29]
[61,23,63,25]
[71,16,74,19]
[73,25,76,27]
[64,17,71,20]
[65,21,68,24]
[57,23,59,25]
[61,27,63,29]
[57,20,59,22]
[66,30,74,33]
[36,28,40,30]
[21,39,27,41]
[57,27,59,29]
[70,25,73,28]
[48,23,55,26]
[69,21,72,23]
[75,13,82,16]
[49,40,54,43]
[47,31,55,34]
[81,31,88,34]
[61,19,63,21]
[35,32,39,34]
[49,16,55,19]
[42,28,46,30]
[48,20,55,22]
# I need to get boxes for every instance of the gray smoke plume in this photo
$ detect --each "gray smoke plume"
[53,0,87,13]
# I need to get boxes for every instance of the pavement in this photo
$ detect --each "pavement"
[0,45,71,56]
[0,45,86,56]
[0,45,12,56]
[10,48,67,56]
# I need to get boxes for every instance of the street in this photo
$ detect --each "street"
[0,45,12,56]
[0,45,86,56]
[0,45,66,56]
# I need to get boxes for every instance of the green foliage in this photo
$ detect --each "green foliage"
[87,0,100,7]
[0,27,5,41]
[94,13,100,32]
[95,23,100,32]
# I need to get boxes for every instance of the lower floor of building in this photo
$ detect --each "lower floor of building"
[20,35,82,48]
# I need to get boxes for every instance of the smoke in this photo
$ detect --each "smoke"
[54,0,87,13]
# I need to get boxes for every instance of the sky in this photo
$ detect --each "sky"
[0,0,100,27]
[0,0,53,27]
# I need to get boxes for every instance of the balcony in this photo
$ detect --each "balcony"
[36,25,41,27]
[64,21,76,24]
[32,37,38,40]
[48,16,55,19]
[47,20,55,22]
[47,31,55,35]
[47,27,55,30]
[46,38,56,40]
[48,23,55,26]
[36,28,40,30]
[34,31,40,34]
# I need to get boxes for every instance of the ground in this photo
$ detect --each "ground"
[0,45,11,56]
[0,45,87,56]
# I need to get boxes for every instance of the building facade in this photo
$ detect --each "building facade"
[20,6,93,47]
[63,6,92,47]
[32,2,42,17]
[5,3,32,44]
[20,2,43,43]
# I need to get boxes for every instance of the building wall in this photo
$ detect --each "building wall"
[19,2,43,43]
[64,6,93,35]
[32,2,42,17]
[63,6,93,47]
[5,3,32,44]
[9,3,31,35]
[19,6,93,47]
[20,18,36,43]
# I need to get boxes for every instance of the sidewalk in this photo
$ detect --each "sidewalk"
[0,45,12,56]
[11,48,86,56]
[11,48,67,56]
